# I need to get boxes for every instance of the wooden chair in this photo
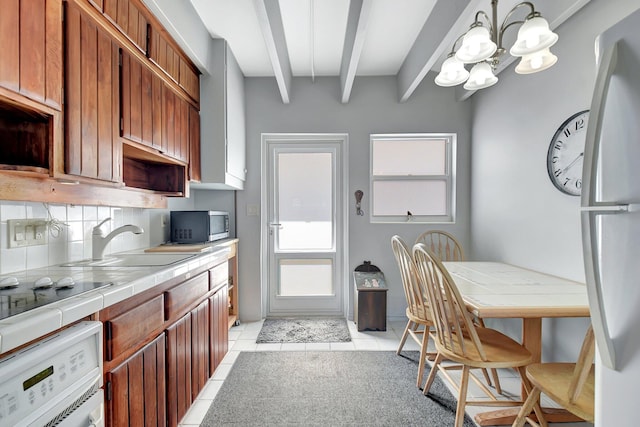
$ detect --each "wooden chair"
[391,235,434,388]
[414,230,501,393]
[415,230,464,262]
[413,243,545,427]
[512,325,595,427]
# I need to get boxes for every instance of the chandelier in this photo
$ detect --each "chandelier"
[435,0,559,90]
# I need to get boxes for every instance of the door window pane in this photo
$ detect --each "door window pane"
[278,259,334,296]
[277,152,333,250]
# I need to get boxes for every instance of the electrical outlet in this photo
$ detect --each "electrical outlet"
[8,219,48,248]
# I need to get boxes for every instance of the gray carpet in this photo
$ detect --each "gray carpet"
[201,351,475,426]
[256,318,352,343]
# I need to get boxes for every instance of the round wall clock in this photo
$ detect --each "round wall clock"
[546,110,590,196]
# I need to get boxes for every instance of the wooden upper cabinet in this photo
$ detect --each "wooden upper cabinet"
[120,50,161,150]
[65,0,121,183]
[101,0,148,53]
[148,25,200,104]
[189,104,201,182]
[0,0,62,109]
[160,83,189,163]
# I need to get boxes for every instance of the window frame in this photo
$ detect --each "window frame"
[369,133,456,224]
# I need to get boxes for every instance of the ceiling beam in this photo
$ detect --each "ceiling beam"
[397,0,481,103]
[339,0,373,104]
[253,0,292,103]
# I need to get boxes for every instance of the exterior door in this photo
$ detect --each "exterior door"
[263,134,347,316]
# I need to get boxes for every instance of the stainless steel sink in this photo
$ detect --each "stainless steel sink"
[59,253,197,268]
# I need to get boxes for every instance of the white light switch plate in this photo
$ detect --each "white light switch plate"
[246,204,259,216]
[8,219,48,248]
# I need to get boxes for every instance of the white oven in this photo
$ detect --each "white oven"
[0,321,104,427]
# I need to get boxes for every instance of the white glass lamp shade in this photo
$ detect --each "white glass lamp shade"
[435,56,470,86]
[455,25,497,63]
[510,16,559,56]
[463,62,498,90]
[515,48,558,74]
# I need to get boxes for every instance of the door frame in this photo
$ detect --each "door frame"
[260,133,349,318]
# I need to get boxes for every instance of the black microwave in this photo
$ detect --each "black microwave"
[170,210,230,243]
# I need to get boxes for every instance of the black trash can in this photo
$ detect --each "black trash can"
[353,261,388,331]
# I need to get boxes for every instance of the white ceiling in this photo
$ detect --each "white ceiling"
[187,0,590,101]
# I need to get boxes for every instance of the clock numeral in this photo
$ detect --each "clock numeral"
[552,156,559,163]
[576,179,582,189]
[554,141,563,150]
[563,178,571,186]
[554,169,562,178]
[575,118,585,131]
[563,128,571,138]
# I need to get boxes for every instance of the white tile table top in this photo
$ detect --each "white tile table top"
[443,262,590,319]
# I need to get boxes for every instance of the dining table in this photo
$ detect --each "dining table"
[442,261,591,426]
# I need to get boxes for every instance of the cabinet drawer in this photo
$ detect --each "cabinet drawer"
[105,294,164,361]
[209,262,228,290]
[164,272,209,321]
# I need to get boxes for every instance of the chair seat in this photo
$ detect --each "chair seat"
[526,363,595,422]
[437,327,533,369]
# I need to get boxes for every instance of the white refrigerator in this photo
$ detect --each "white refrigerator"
[581,7,640,427]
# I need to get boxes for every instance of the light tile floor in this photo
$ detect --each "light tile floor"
[179,319,593,427]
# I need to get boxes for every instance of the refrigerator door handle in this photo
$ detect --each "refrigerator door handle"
[582,41,619,208]
[581,203,640,213]
[581,41,620,370]
[582,210,617,370]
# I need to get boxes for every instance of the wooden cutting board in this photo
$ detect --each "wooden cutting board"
[145,243,211,253]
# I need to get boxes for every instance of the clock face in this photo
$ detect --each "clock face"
[547,110,590,196]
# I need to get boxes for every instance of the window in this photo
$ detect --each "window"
[370,133,456,223]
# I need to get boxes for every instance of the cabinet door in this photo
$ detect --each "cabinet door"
[209,284,229,373]
[121,51,160,150]
[106,334,166,427]
[0,0,62,109]
[160,83,189,163]
[190,299,209,399]
[166,314,192,427]
[188,104,201,182]
[65,1,120,182]
[102,0,148,53]
[105,294,164,361]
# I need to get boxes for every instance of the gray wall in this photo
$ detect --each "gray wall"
[236,75,472,321]
[470,0,639,361]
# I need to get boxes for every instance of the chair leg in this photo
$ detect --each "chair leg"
[491,368,502,394]
[396,320,413,355]
[416,324,431,388]
[455,365,471,427]
[514,367,548,427]
[423,352,444,395]
[475,318,502,393]
[513,386,540,427]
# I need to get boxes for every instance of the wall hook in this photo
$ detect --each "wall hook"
[355,190,364,216]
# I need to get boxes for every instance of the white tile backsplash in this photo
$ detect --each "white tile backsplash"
[0,201,153,274]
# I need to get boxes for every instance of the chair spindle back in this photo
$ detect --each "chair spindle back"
[413,243,487,361]
[415,230,464,262]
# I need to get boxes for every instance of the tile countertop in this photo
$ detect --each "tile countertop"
[0,244,233,354]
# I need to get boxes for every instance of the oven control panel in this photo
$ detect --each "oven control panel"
[0,321,102,426]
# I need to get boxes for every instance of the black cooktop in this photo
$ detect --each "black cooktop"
[0,277,112,320]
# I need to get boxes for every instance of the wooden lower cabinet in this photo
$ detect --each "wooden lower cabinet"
[210,284,229,373]
[106,334,167,427]
[166,313,193,427]
[190,299,210,406]
[101,255,235,427]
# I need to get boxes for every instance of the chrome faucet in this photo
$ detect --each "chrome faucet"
[92,217,144,260]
